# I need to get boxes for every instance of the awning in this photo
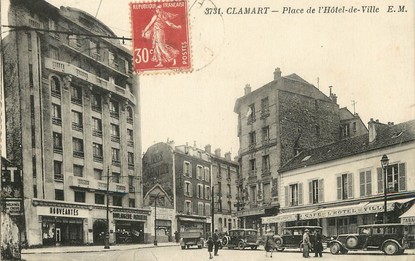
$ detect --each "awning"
[262,209,317,224]
[364,197,415,213]
[178,217,207,223]
[400,204,415,225]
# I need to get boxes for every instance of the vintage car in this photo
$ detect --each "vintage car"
[179,231,204,249]
[328,224,410,255]
[226,229,260,250]
[273,226,324,252]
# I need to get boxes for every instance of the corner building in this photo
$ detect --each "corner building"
[3,0,147,246]
[233,68,367,233]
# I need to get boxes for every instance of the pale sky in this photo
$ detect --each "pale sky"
[1,0,414,156]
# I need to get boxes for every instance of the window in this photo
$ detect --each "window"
[377,163,406,193]
[50,46,59,60]
[111,124,120,142]
[197,184,203,198]
[248,103,255,123]
[112,172,121,183]
[112,148,120,164]
[109,100,119,118]
[204,167,210,182]
[249,159,256,173]
[49,19,56,31]
[27,33,32,51]
[205,203,211,216]
[184,181,192,197]
[353,122,357,133]
[342,124,350,138]
[128,152,134,166]
[337,173,353,200]
[33,185,37,198]
[55,189,64,201]
[249,131,256,147]
[93,143,103,161]
[54,161,63,180]
[184,200,192,214]
[285,183,303,207]
[127,129,134,141]
[89,41,99,58]
[262,155,270,172]
[74,191,86,203]
[73,164,83,177]
[52,104,61,124]
[127,107,133,123]
[262,126,270,142]
[53,132,62,152]
[228,201,232,212]
[227,184,231,198]
[261,97,269,118]
[360,170,372,197]
[72,110,83,130]
[92,117,102,136]
[129,176,135,191]
[72,138,84,157]
[197,165,203,180]
[91,93,102,111]
[198,202,204,216]
[94,168,102,180]
[95,194,105,205]
[206,186,211,200]
[29,64,33,88]
[71,86,82,104]
[309,179,324,204]
[129,198,135,208]
[183,162,192,177]
[113,195,123,206]
[108,51,115,65]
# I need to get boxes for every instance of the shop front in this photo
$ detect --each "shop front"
[37,205,89,246]
[113,210,148,244]
[237,208,265,235]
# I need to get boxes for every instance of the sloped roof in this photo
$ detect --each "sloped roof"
[284,73,310,84]
[279,119,415,172]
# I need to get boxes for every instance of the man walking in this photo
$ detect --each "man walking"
[212,229,220,256]
[313,230,323,257]
[302,229,311,258]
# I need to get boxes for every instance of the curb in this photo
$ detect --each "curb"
[22,244,178,255]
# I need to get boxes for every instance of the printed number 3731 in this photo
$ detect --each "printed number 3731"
[134,48,153,64]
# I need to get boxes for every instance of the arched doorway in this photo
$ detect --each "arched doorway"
[93,219,107,245]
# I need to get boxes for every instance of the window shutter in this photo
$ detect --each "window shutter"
[318,179,324,203]
[359,172,365,197]
[347,173,353,198]
[337,176,342,200]
[308,181,312,204]
[398,163,406,191]
[366,171,372,195]
[298,183,303,205]
[190,183,193,197]
[189,163,192,177]
[284,186,288,207]
[377,167,383,194]
[183,162,186,176]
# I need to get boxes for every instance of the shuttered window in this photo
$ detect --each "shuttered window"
[378,163,406,193]
[337,173,353,200]
[359,170,372,197]
[309,179,324,204]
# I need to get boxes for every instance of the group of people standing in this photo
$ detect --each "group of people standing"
[302,229,323,258]
[207,229,220,259]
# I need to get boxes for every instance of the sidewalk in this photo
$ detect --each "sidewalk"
[22,242,179,255]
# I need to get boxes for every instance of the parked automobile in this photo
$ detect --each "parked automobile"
[273,226,324,252]
[226,229,260,250]
[328,224,410,255]
[179,231,204,249]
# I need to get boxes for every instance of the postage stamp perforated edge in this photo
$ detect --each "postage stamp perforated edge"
[129,0,193,76]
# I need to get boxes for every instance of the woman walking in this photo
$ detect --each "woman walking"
[207,236,214,259]
[264,229,276,258]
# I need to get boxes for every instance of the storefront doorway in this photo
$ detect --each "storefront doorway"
[115,220,144,244]
[42,216,83,246]
[93,219,107,245]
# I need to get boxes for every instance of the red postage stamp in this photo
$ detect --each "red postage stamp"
[130,1,191,74]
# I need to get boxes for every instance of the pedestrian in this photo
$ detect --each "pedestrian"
[207,236,214,259]
[302,229,311,258]
[313,230,323,257]
[174,231,179,243]
[212,229,220,256]
[264,229,276,258]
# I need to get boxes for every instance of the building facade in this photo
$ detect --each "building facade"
[206,146,239,233]
[263,119,415,237]
[3,0,147,246]
[142,142,212,241]
[233,68,367,233]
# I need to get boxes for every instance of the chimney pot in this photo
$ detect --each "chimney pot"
[214,148,221,157]
[274,67,282,80]
[225,152,231,161]
[244,84,251,95]
[204,144,211,154]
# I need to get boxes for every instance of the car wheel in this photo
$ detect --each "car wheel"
[345,236,358,248]
[276,247,285,252]
[222,237,228,246]
[237,241,245,250]
[383,241,399,255]
[181,246,185,250]
[274,237,283,247]
[340,249,348,254]
[330,243,341,254]
[198,245,202,249]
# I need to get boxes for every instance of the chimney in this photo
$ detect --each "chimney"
[329,86,337,104]
[225,152,231,161]
[244,84,251,95]
[204,144,211,154]
[274,67,281,80]
[193,140,197,147]
[368,118,379,143]
[214,148,221,157]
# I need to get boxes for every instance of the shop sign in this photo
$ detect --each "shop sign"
[237,208,265,217]
[5,201,21,215]
[401,217,415,225]
[37,206,89,218]
[113,212,147,221]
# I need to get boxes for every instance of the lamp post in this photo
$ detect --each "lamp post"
[104,167,110,249]
[381,154,389,224]
[154,192,160,246]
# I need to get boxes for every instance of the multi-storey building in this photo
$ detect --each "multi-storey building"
[205,145,239,232]
[3,0,147,246]
[233,68,367,233]
[142,142,212,242]
[264,119,415,238]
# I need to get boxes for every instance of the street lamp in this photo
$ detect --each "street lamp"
[154,192,160,246]
[104,167,110,249]
[381,154,389,224]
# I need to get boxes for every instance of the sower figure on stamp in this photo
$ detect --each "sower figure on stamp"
[141,5,181,67]
[212,229,220,256]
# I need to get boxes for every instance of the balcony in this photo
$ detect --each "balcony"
[52,117,62,126]
[92,130,102,137]
[128,163,135,170]
[73,151,84,158]
[247,116,256,125]
[44,58,136,105]
[127,140,134,147]
[51,90,61,99]
[110,111,119,119]
[53,146,63,154]
[71,97,82,105]
[54,174,64,182]
[248,142,256,150]
[111,135,120,143]
[261,168,271,177]
[72,122,83,132]
[93,155,103,163]
[69,176,127,193]
[92,105,102,113]
[127,117,133,124]
[112,160,121,167]
[260,109,270,119]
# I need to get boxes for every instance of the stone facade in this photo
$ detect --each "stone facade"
[3,0,145,246]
